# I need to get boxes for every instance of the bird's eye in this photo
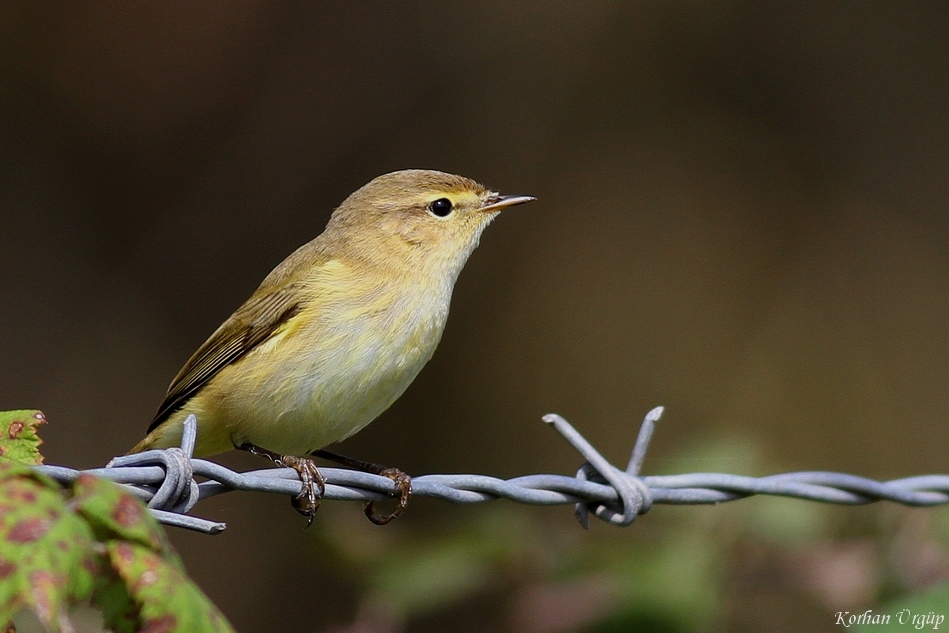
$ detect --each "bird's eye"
[428,198,454,217]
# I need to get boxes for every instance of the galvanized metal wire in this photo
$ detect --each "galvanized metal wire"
[35,408,949,534]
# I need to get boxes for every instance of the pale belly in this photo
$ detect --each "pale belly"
[190,295,447,456]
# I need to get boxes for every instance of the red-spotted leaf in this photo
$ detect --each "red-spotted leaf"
[0,461,97,628]
[107,541,234,633]
[0,411,46,466]
[71,473,174,560]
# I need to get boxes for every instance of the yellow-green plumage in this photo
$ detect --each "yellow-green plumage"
[131,169,533,458]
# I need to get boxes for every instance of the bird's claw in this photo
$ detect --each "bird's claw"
[280,456,325,527]
[239,444,326,527]
[364,467,411,526]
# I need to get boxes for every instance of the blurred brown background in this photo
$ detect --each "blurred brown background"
[2,3,947,632]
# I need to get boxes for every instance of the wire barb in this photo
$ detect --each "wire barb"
[32,410,949,535]
[543,412,654,528]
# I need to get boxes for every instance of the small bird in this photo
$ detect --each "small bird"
[130,169,534,523]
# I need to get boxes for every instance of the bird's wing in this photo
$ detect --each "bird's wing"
[147,284,304,433]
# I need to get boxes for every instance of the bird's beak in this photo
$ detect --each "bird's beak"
[479,194,536,213]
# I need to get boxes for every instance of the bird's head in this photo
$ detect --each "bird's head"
[326,169,535,283]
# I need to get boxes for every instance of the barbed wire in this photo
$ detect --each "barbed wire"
[35,408,949,534]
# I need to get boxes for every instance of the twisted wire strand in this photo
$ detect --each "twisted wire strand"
[34,408,949,534]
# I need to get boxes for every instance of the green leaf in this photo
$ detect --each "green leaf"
[107,541,235,633]
[0,454,233,631]
[0,411,47,466]
[71,473,175,561]
[94,572,139,633]
[0,461,97,629]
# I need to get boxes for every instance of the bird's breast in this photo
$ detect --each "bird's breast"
[225,279,451,453]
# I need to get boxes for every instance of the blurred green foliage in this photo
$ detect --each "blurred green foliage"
[0,411,233,633]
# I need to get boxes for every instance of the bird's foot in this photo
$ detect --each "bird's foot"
[240,443,326,527]
[311,449,412,525]
[364,466,411,525]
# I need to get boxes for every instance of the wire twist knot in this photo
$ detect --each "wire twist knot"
[106,414,200,514]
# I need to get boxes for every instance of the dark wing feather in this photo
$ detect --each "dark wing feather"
[147,286,303,432]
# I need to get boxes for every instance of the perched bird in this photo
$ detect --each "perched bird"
[130,169,534,523]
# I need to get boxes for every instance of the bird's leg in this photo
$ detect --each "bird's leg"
[239,443,325,526]
[311,449,411,525]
